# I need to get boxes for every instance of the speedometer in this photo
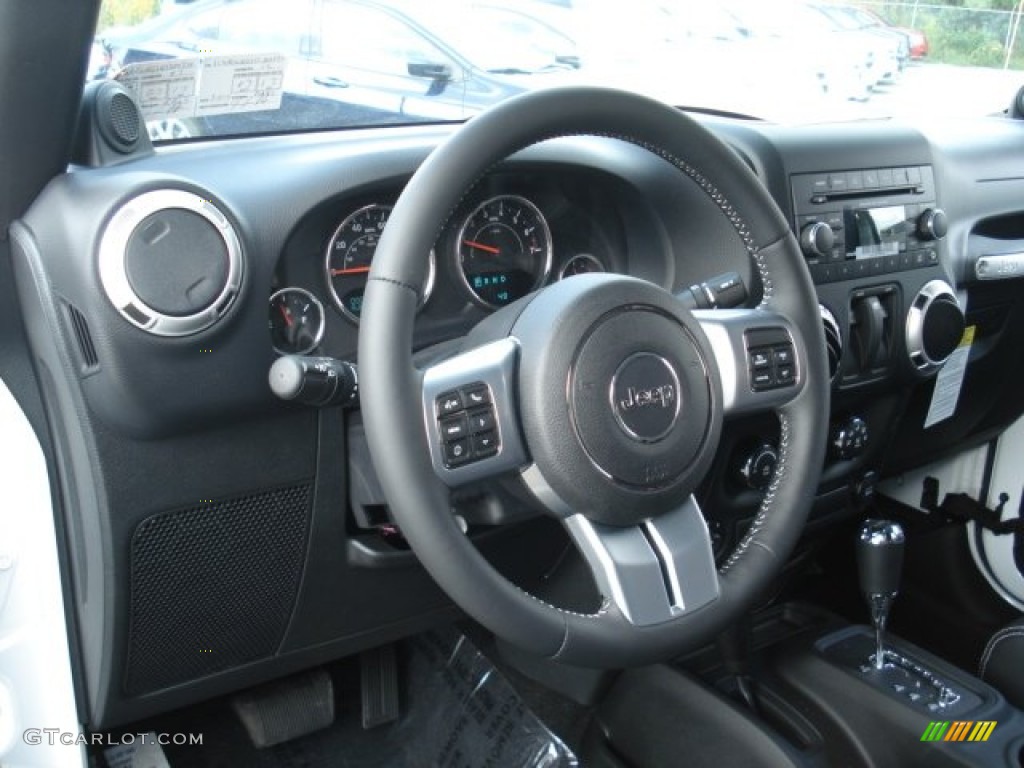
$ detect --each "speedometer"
[455,195,552,309]
[325,204,435,323]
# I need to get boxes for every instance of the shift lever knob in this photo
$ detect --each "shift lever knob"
[856,519,905,670]
[856,519,905,597]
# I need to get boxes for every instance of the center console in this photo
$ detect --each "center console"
[792,164,963,387]
[768,625,1024,767]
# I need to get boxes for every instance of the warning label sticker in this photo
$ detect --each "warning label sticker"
[925,324,975,429]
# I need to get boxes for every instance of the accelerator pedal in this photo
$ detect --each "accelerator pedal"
[231,667,335,748]
[360,643,400,729]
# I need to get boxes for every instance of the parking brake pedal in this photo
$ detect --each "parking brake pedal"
[361,644,400,729]
[231,668,335,748]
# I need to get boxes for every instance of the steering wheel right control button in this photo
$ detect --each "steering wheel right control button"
[745,329,797,392]
[435,382,501,469]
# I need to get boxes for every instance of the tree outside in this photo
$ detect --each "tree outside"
[864,1,1024,68]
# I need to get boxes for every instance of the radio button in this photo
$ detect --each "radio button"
[863,170,880,188]
[907,167,922,185]
[829,174,848,191]
[848,171,864,190]
[878,168,894,187]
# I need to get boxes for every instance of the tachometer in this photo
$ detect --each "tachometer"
[325,204,435,323]
[455,195,552,308]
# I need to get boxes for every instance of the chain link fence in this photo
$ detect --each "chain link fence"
[862,1,1024,69]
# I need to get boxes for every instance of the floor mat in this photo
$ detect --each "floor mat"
[110,630,578,768]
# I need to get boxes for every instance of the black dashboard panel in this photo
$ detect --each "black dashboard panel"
[12,111,1024,728]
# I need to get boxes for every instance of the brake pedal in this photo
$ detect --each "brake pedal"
[360,643,400,729]
[231,667,334,748]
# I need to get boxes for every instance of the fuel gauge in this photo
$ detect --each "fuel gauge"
[269,287,325,355]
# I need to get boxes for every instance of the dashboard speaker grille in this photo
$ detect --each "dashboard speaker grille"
[124,483,312,696]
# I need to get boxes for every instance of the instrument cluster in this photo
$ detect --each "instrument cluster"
[269,176,623,356]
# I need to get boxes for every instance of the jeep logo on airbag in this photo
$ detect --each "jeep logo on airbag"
[610,353,681,443]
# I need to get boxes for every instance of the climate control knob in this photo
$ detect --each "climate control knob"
[917,208,948,241]
[738,443,778,492]
[800,221,835,257]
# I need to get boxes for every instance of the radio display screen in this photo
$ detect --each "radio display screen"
[849,205,906,257]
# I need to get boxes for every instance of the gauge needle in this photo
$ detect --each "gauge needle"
[331,266,372,276]
[463,239,500,255]
[279,304,294,327]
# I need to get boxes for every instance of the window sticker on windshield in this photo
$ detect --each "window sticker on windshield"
[117,54,285,121]
[116,59,200,120]
[195,54,286,116]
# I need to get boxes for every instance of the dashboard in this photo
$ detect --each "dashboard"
[13,103,1024,729]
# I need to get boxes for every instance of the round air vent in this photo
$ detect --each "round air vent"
[905,279,964,373]
[820,304,842,382]
[99,189,243,336]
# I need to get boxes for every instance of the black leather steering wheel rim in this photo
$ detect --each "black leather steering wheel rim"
[359,86,828,667]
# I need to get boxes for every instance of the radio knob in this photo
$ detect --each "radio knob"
[800,221,835,257]
[917,208,948,241]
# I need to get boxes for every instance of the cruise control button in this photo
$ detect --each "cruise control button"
[467,407,495,433]
[440,414,469,441]
[472,430,499,458]
[444,437,472,467]
[772,346,793,366]
[750,349,771,370]
[751,370,774,390]
[436,390,463,417]
[462,385,491,407]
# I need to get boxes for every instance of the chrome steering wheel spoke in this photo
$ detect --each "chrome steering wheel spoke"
[564,496,720,627]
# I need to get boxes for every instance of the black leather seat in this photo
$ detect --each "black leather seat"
[979,617,1024,708]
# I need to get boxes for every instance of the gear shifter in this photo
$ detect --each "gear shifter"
[856,519,905,670]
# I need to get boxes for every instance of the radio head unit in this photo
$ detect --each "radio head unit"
[791,166,945,284]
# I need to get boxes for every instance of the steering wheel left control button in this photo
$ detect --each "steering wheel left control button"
[433,378,505,469]
[472,431,500,458]
[440,414,470,441]
[444,438,473,467]
[422,339,528,486]
[436,390,464,417]
[462,385,491,407]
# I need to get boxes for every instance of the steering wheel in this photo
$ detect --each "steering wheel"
[358,87,828,667]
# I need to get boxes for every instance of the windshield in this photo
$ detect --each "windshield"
[89,0,1024,141]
